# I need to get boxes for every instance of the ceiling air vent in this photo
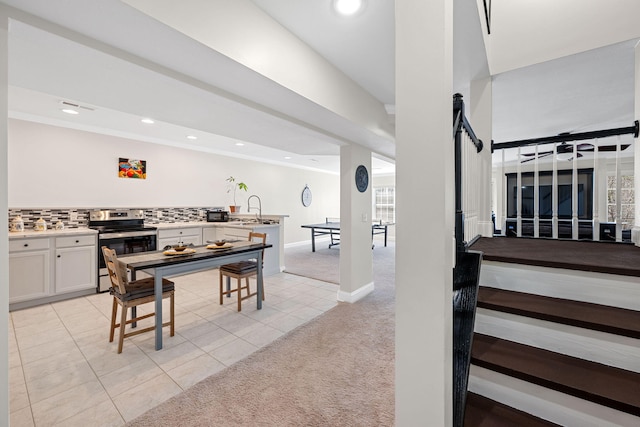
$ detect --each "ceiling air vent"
[60,100,95,111]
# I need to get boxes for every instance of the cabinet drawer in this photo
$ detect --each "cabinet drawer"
[56,235,96,248]
[9,238,50,252]
[158,227,201,239]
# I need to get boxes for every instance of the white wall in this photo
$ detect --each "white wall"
[8,119,339,244]
[0,11,9,426]
[339,143,373,300]
[396,0,453,423]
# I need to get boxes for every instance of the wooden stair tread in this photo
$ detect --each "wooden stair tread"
[471,334,640,416]
[478,287,640,339]
[464,392,560,427]
[470,237,640,277]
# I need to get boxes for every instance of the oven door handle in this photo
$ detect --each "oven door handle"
[98,230,157,240]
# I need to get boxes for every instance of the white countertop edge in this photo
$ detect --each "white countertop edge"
[8,218,285,237]
[155,221,281,230]
[8,228,98,239]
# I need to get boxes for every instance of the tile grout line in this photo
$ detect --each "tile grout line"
[9,311,37,426]
[49,297,126,426]
[10,272,338,426]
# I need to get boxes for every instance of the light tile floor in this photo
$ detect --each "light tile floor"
[9,270,338,426]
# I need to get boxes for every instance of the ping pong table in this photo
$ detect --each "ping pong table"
[301,219,394,252]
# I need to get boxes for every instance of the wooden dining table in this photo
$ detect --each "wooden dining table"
[118,240,271,350]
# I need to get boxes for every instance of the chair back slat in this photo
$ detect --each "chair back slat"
[101,246,128,295]
[248,232,267,262]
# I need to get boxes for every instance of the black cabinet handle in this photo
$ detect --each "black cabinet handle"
[23,243,28,247]
[75,240,79,243]
[57,255,61,258]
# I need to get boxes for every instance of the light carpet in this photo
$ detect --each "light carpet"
[127,241,395,426]
[284,242,341,284]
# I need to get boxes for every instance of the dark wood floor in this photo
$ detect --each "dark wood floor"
[470,236,640,277]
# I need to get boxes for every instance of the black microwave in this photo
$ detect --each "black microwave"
[207,210,229,222]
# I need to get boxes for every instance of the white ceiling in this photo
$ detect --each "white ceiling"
[2,0,640,174]
[251,0,395,107]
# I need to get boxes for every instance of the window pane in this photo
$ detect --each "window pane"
[607,174,634,227]
[374,186,395,223]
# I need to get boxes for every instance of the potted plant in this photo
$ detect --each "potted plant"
[226,176,248,213]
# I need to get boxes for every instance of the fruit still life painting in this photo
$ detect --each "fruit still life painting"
[119,158,146,179]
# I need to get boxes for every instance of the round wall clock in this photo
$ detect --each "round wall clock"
[301,185,312,207]
[355,164,369,192]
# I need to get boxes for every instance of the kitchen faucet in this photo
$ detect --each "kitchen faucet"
[247,194,262,223]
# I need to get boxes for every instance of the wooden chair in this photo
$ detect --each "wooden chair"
[102,246,175,353]
[219,232,267,312]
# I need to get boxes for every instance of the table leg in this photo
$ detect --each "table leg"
[226,276,231,298]
[130,269,137,328]
[384,226,388,247]
[154,273,163,350]
[256,251,263,310]
[311,228,316,252]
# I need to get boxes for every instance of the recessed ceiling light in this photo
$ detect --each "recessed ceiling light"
[141,118,154,124]
[235,142,245,146]
[186,135,198,140]
[334,0,363,16]
[61,108,79,115]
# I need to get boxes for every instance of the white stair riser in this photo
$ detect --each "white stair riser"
[469,365,640,427]
[476,309,640,373]
[481,261,640,311]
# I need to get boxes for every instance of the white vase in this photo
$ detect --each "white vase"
[10,216,24,232]
[34,218,47,231]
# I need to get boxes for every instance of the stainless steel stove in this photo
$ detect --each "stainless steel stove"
[89,209,157,292]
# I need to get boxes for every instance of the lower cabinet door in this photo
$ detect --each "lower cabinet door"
[9,250,51,303]
[55,245,97,293]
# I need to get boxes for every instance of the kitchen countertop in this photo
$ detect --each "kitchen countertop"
[154,221,281,230]
[8,227,98,239]
[154,221,208,229]
[8,219,284,238]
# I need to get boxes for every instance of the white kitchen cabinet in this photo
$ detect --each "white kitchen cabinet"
[257,225,280,276]
[222,227,251,241]
[9,238,51,303]
[222,225,279,275]
[158,226,202,249]
[202,226,222,243]
[55,234,97,294]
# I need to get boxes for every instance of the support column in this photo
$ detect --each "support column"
[0,7,9,426]
[470,77,493,237]
[396,0,453,424]
[338,144,373,302]
[632,41,640,246]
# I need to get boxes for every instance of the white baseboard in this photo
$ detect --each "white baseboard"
[337,281,374,303]
[284,237,331,249]
[286,236,394,249]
